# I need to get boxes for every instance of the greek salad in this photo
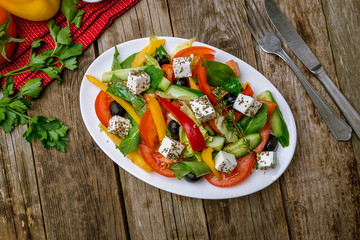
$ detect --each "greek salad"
[86,36,289,187]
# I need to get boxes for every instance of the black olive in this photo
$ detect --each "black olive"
[263,135,278,151]
[109,100,126,116]
[184,173,201,183]
[168,120,180,140]
[222,93,238,107]
[154,55,170,66]
[173,78,188,87]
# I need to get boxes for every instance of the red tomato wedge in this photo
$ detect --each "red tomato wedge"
[242,84,254,97]
[0,8,17,64]
[253,121,271,153]
[95,91,113,128]
[226,59,241,77]
[172,46,215,61]
[161,64,175,82]
[139,143,176,178]
[205,154,254,187]
[258,100,276,117]
[139,109,159,148]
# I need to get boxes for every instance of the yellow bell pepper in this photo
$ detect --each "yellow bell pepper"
[146,94,167,142]
[86,75,141,124]
[201,147,222,181]
[188,77,200,90]
[131,39,165,67]
[0,0,60,21]
[99,124,151,173]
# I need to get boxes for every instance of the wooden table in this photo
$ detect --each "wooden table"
[1,0,359,239]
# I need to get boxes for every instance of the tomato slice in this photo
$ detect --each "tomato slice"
[226,59,241,77]
[139,109,159,148]
[95,91,113,128]
[161,64,175,82]
[242,84,254,97]
[258,100,276,116]
[139,143,176,178]
[204,154,254,187]
[253,121,270,153]
[209,119,222,135]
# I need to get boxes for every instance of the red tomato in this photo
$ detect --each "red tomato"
[161,64,175,82]
[139,109,159,148]
[209,119,222,135]
[253,121,270,153]
[139,143,176,178]
[205,154,254,187]
[95,91,113,128]
[258,100,276,117]
[226,59,241,77]
[242,84,254,97]
[0,8,17,64]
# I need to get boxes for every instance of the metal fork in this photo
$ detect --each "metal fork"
[239,0,352,141]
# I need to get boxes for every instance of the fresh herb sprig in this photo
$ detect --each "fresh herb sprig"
[213,86,259,169]
[61,0,85,28]
[0,77,69,152]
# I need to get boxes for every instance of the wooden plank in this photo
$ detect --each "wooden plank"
[321,0,360,179]
[167,0,289,239]
[0,125,46,240]
[27,44,128,240]
[95,0,210,239]
[256,0,360,239]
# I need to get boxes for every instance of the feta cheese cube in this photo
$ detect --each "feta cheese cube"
[214,151,237,173]
[233,94,262,117]
[190,95,216,122]
[127,70,150,94]
[158,136,185,161]
[172,57,192,79]
[256,151,276,170]
[107,115,132,138]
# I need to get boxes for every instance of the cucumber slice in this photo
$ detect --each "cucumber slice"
[256,90,289,147]
[102,66,147,83]
[165,85,204,100]
[204,124,215,136]
[157,76,171,91]
[207,136,226,151]
[223,133,261,157]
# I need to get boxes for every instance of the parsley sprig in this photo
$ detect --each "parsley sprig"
[0,77,69,152]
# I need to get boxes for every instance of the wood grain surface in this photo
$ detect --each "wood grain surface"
[0,0,359,239]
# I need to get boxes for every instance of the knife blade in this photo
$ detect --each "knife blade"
[264,0,360,139]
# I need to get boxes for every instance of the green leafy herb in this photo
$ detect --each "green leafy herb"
[61,0,84,28]
[240,104,268,135]
[106,75,147,117]
[118,115,140,156]
[120,53,137,69]
[170,163,190,179]
[170,158,211,180]
[0,77,70,152]
[0,15,25,61]
[112,46,122,71]
[144,66,164,93]
[202,57,243,94]
[154,45,169,60]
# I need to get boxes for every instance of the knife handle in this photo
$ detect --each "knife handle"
[312,66,360,139]
[277,48,352,141]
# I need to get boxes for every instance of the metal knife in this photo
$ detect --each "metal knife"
[264,0,360,139]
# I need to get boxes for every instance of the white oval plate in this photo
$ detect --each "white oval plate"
[80,37,297,199]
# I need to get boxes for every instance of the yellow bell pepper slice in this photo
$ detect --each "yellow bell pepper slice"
[170,36,196,59]
[131,39,166,67]
[0,0,60,21]
[146,94,167,142]
[201,147,222,181]
[188,77,200,90]
[86,75,141,124]
[99,124,151,173]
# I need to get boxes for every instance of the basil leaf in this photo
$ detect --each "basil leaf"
[180,161,211,177]
[170,162,190,180]
[112,46,122,71]
[240,104,268,135]
[202,57,243,94]
[118,115,140,156]
[106,75,132,101]
[120,53,137,69]
[144,66,164,93]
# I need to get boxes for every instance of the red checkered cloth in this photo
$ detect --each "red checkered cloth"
[0,0,140,89]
